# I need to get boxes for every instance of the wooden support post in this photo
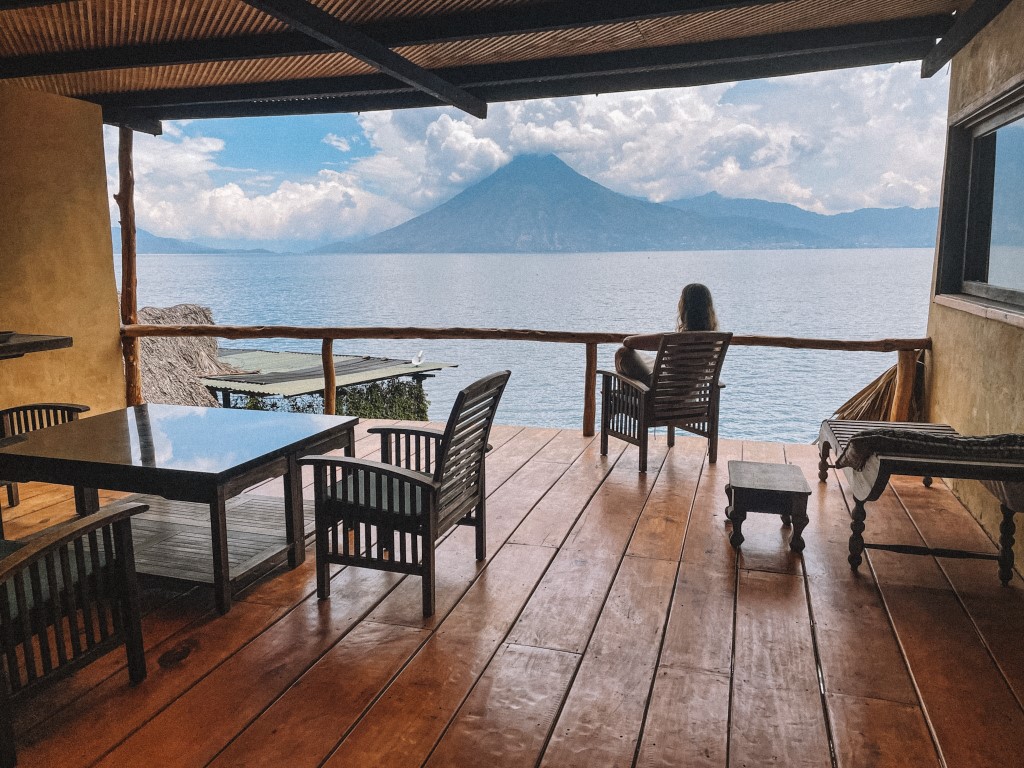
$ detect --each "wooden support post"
[114,126,143,406]
[889,348,918,422]
[322,338,337,415]
[583,342,597,437]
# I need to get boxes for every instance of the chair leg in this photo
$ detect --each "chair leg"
[599,401,609,457]
[0,688,15,768]
[421,539,436,617]
[667,426,675,447]
[475,498,487,562]
[638,429,649,473]
[999,504,1016,586]
[5,483,17,509]
[315,528,331,599]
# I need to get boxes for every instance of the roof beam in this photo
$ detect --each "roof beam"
[921,0,1015,77]
[0,0,787,80]
[105,40,937,122]
[240,0,485,118]
[0,1,75,9]
[98,17,949,122]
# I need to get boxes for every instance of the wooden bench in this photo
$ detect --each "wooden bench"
[725,460,811,552]
[817,419,959,486]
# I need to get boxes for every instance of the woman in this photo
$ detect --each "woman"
[614,283,719,385]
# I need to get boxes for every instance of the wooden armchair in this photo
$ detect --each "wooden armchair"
[1,404,89,513]
[0,501,147,767]
[302,371,510,617]
[600,331,731,471]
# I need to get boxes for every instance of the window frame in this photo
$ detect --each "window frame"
[936,89,1024,309]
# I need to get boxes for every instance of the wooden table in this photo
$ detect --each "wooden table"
[0,332,72,360]
[725,460,811,551]
[0,404,357,613]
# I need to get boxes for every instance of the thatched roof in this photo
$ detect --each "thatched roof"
[138,304,239,407]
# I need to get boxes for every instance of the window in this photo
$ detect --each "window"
[936,95,1024,308]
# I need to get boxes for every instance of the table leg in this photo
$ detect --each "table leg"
[790,498,809,553]
[210,488,231,614]
[344,427,355,458]
[848,499,866,569]
[818,443,831,483]
[74,486,100,516]
[283,453,305,568]
[999,504,1016,586]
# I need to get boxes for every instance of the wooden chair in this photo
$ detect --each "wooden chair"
[600,331,731,471]
[1,404,90,514]
[302,371,510,617]
[0,501,147,767]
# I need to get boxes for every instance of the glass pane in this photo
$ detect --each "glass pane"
[987,116,1024,292]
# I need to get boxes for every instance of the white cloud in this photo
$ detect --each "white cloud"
[323,133,350,152]
[106,62,951,244]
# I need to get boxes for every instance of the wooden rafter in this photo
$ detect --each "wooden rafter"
[96,17,950,121]
[921,0,1015,77]
[0,0,790,80]
[240,0,486,118]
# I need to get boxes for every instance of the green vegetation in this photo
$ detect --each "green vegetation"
[240,379,429,420]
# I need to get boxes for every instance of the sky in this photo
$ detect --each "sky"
[103,61,952,251]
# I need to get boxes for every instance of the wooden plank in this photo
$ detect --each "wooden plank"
[94,567,402,768]
[729,569,831,768]
[365,453,569,629]
[890,475,1024,710]
[828,694,940,768]
[424,644,580,768]
[836,470,1024,765]
[636,667,729,768]
[321,543,555,768]
[641,440,735,768]
[19,600,289,766]
[626,436,704,561]
[507,443,668,653]
[678,438,741,567]
[208,620,429,768]
[14,586,211,733]
[785,444,922,706]
[510,437,626,549]
[539,555,677,767]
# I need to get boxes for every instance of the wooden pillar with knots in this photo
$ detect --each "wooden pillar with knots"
[114,126,143,406]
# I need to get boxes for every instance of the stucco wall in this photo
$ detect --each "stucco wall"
[926,0,1024,550]
[0,83,125,413]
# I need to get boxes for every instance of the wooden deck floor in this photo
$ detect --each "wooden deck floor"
[5,418,1024,767]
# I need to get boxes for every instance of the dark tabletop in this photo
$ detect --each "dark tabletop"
[728,460,811,495]
[0,333,73,360]
[0,404,357,480]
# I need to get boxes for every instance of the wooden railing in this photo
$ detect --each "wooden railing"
[121,324,932,436]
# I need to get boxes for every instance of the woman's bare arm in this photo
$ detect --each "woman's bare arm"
[622,333,663,351]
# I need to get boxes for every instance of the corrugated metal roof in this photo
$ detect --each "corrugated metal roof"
[200,348,456,398]
[0,0,967,119]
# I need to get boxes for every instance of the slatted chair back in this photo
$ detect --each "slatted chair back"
[0,503,146,767]
[0,403,89,439]
[648,332,732,433]
[1,404,89,517]
[433,371,511,532]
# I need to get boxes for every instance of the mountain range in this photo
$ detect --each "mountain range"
[115,153,940,254]
[316,154,938,253]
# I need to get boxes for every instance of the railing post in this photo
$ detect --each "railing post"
[115,126,143,406]
[889,348,918,422]
[322,338,337,415]
[583,342,597,437]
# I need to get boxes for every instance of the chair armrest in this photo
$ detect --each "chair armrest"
[300,455,439,491]
[0,501,147,581]
[597,369,651,394]
[368,426,445,441]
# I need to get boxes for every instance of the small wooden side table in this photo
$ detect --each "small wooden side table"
[725,460,812,552]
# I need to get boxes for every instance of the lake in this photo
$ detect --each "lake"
[121,248,935,443]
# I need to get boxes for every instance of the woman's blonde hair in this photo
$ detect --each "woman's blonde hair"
[676,283,718,331]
